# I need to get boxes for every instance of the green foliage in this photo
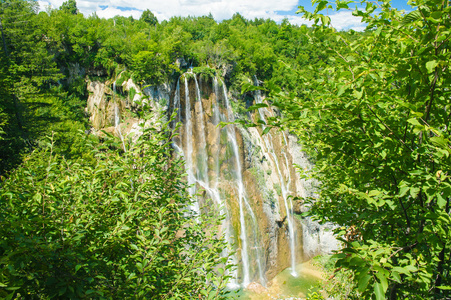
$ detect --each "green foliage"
[229,98,249,122]
[309,255,360,299]
[140,9,158,26]
[115,70,131,86]
[130,50,168,84]
[59,0,78,15]
[129,86,137,102]
[271,0,451,298]
[0,115,232,299]
[307,291,325,300]
[193,66,217,79]
[0,0,70,175]
[8,2,441,298]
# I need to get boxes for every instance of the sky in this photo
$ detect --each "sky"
[37,0,411,31]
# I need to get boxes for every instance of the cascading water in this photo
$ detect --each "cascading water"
[173,74,268,288]
[113,82,126,152]
[193,76,210,189]
[172,79,185,156]
[213,78,240,289]
[222,80,266,287]
[183,76,200,215]
[254,78,298,277]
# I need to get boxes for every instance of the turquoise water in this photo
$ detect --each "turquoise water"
[230,262,322,299]
[275,266,321,298]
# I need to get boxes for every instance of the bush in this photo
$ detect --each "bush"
[309,255,360,300]
[0,114,232,299]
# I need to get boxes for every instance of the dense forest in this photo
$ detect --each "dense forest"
[0,0,450,299]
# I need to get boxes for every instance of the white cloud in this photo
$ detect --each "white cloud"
[40,0,301,21]
[95,6,142,19]
[37,1,53,12]
[329,10,365,31]
[37,0,365,31]
[283,15,314,26]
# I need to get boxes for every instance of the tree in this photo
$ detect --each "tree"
[0,113,232,299]
[0,0,63,175]
[59,0,78,15]
[140,9,158,26]
[271,0,451,299]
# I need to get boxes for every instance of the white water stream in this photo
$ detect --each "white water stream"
[113,82,126,152]
[184,76,200,215]
[254,79,297,277]
[172,74,295,288]
[222,80,266,287]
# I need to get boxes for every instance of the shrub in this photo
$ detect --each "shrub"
[0,114,232,299]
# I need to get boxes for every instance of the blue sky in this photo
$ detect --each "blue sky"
[38,0,411,31]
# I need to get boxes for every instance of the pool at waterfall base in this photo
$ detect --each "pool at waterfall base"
[231,260,323,299]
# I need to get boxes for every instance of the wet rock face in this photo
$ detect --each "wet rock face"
[286,135,340,259]
[85,74,338,287]
[86,81,114,130]
[86,78,167,140]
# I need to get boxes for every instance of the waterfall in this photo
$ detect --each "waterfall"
[254,78,298,277]
[213,78,240,289]
[172,79,184,156]
[113,82,126,152]
[193,76,209,187]
[184,76,199,215]
[222,80,266,287]
[174,73,294,288]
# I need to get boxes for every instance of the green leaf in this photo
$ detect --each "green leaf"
[353,89,363,99]
[5,292,15,300]
[375,27,383,36]
[374,282,385,300]
[75,264,82,273]
[430,136,448,149]
[33,193,42,204]
[320,15,331,25]
[358,274,372,292]
[426,60,438,73]
[262,126,271,135]
[315,1,328,13]
[368,190,381,197]
[437,286,451,290]
[437,193,446,208]
[399,185,409,197]
[136,262,143,273]
[407,118,422,126]
[392,271,401,283]
[375,271,388,293]
[410,187,420,198]
[392,266,410,275]
[431,11,441,20]
[402,10,422,24]
[247,103,268,111]
[337,85,347,96]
